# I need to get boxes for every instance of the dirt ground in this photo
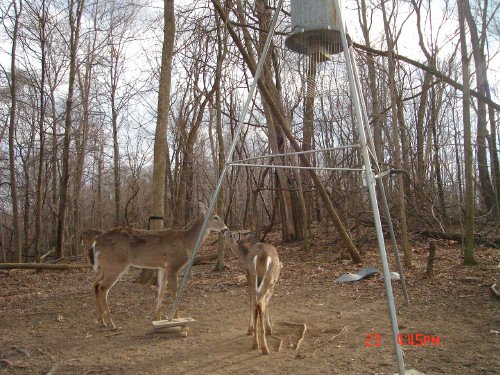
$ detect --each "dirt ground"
[1,227,499,375]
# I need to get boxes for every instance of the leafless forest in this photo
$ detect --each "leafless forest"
[0,0,498,265]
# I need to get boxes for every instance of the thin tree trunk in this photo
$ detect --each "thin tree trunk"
[458,0,476,265]
[301,56,316,231]
[55,0,84,259]
[8,0,22,263]
[214,9,227,271]
[34,0,47,264]
[357,0,383,162]
[50,88,58,248]
[380,0,412,267]
[430,84,447,223]
[111,80,121,227]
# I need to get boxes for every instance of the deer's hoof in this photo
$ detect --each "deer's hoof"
[261,348,270,355]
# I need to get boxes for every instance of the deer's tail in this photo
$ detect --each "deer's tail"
[253,255,271,301]
[88,241,100,272]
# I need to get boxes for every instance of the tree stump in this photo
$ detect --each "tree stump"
[426,241,436,277]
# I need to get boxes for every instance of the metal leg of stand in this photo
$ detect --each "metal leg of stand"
[347,46,410,308]
[334,1,406,373]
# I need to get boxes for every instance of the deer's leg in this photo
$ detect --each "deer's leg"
[97,268,125,330]
[155,269,167,320]
[93,270,105,326]
[259,303,270,354]
[247,289,256,335]
[252,305,260,350]
[166,269,180,319]
[264,307,272,335]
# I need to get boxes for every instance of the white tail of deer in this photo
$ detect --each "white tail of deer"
[224,230,281,354]
[89,202,228,329]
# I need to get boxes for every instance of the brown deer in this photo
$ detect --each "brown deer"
[224,230,281,354]
[89,202,229,329]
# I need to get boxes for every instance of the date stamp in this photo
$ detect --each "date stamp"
[366,333,441,347]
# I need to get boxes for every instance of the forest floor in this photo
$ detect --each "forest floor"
[0,225,499,375]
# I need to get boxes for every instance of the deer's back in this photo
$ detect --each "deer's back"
[94,227,190,269]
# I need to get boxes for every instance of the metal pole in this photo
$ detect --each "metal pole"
[229,163,363,172]
[348,46,410,307]
[169,0,285,321]
[333,0,406,373]
[229,144,360,165]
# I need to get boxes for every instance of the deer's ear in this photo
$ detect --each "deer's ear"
[198,201,207,214]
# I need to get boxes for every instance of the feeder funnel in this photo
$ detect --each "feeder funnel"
[285,0,347,59]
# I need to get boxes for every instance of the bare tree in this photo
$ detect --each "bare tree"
[458,0,476,265]
[5,0,23,262]
[55,0,85,259]
[463,0,498,218]
[136,0,175,284]
[380,0,412,267]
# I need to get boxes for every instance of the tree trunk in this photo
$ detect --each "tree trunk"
[463,0,497,216]
[301,56,317,232]
[111,77,121,227]
[255,0,299,242]
[55,0,84,259]
[73,39,94,255]
[137,0,175,285]
[380,0,412,267]
[357,0,383,162]
[34,0,47,264]
[8,0,22,263]
[214,9,227,271]
[458,0,476,265]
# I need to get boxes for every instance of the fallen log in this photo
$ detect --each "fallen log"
[414,230,499,248]
[192,252,219,265]
[0,263,92,270]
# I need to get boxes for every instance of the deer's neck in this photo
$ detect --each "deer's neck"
[184,214,210,253]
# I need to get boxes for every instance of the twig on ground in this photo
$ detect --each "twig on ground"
[312,326,348,357]
[295,323,307,351]
[271,334,283,352]
[104,331,124,338]
[0,358,26,368]
[491,283,500,298]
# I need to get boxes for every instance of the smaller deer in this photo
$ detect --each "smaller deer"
[89,202,228,329]
[224,230,281,354]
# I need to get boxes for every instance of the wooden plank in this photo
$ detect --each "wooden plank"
[152,317,196,330]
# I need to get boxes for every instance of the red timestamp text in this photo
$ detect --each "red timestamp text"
[398,333,441,347]
[365,333,441,347]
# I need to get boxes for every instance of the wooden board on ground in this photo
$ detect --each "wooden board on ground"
[152,317,196,330]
